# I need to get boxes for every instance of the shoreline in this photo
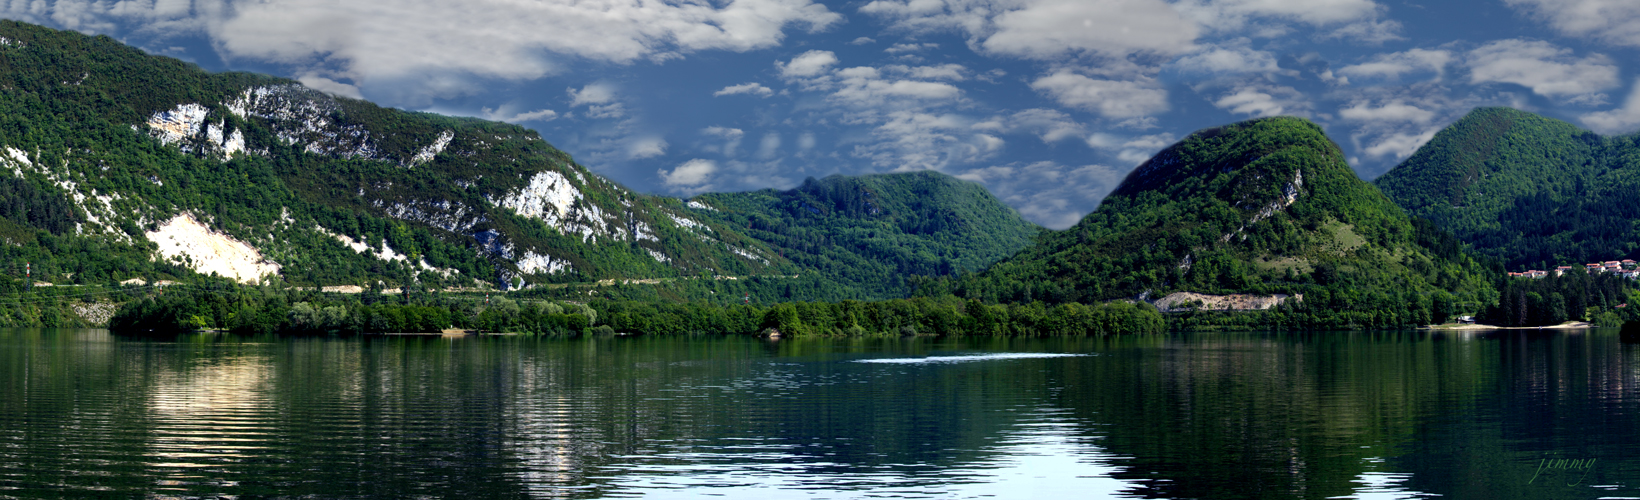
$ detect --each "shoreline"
[1425,321,1595,331]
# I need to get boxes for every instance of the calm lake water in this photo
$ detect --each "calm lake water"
[1,328,1637,499]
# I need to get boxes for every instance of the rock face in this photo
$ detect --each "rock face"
[145,214,280,283]
[1152,292,1301,312]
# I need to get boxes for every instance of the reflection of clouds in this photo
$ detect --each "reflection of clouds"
[145,353,275,491]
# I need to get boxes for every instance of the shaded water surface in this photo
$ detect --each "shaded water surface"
[1,329,1637,498]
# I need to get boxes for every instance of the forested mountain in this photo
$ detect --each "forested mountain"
[949,117,1497,325]
[1375,107,1640,270]
[0,20,1035,300]
[691,172,1040,299]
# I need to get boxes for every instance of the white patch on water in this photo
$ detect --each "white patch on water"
[854,353,1089,364]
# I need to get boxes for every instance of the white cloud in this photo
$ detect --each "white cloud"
[480,106,559,124]
[568,83,618,106]
[798,132,817,150]
[628,136,668,159]
[1086,132,1176,165]
[298,74,364,99]
[955,161,1126,229]
[659,159,719,188]
[1505,0,1640,47]
[1173,0,1388,33]
[779,50,839,78]
[1212,84,1308,117]
[885,42,938,53]
[1338,48,1452,82]
[702,126,745,139]
[860,0,1197,61]
[714,82,775,97]
[1466,39,1619,103]
[11,0,843,103]
[1583,80,1640,134]
[1339,102,1435,123]
[1166,43,1281,76]
[986,0,1197,59]
[850,36,876,45]
[1030,71,1169,119]
[1005,109,1084,143]
[757,132,782,159]
[1360,129,1438,159]
[701,126,745,156]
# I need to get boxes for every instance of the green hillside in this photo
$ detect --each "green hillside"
[1376,107,1640,270]
[952,117,1496,326]
[692,171,1041,299]
[0,20,1036,302]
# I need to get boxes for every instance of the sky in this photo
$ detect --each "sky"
[5,0,1640,229]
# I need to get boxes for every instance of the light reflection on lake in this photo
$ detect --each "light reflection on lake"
[0,329,1636,498]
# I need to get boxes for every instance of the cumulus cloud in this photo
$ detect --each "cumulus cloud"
[1004,109,1085,143]
[1086,132,1176,165]
[956,161,1127,229]
[1338,48,1453,82]
[628,136,668,159]
[1505,0,1640,47]
[1583,81,1640,134]
[480,106,559,124]
[1165,43,1281,76]
[860,0,1196,61]
[700,126,746,156]
[1173,0,1396,41]
[1031,71,1168,119]
[1339,102,1435,123]
[659,159,719,190]
[1360,129,1439,160]
[1466,39,1619,104]
[714,82,775,97]
[1212,84,1309,117]
[779,50,839,78]
[568,83,618,106]
[298,75,365,99]
[7,0,842,103]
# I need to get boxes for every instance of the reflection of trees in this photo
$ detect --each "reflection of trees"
[1054,330,1640,500]
[1052,331,1484,499]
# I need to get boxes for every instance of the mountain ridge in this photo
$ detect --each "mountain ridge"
[0,20,1038,300]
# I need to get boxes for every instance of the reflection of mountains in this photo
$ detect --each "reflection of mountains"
[1065,331,1640,500]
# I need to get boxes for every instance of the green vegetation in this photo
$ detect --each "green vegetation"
[1481,271,1638,327]
[1376,107,1640,270]
[693,171,1040,299]
[945,117,1497,328]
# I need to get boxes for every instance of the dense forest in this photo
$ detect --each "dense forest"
[941,117,1498,328]
[1377,107,1640,271]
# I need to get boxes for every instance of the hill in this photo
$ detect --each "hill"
[690,171,1041,299]
[0,20,1036,301]
[1376,107,1640,271]
[951,116,1497,327]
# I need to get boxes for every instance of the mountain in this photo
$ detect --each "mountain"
[952,116,1496,324]
[0,20,1036,300]
[690,171,1041,299]
[1375,107,1640,270]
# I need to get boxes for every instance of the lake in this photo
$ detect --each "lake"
[0,328,1635,499]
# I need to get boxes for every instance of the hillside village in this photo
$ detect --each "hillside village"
[1510,260,1640,279]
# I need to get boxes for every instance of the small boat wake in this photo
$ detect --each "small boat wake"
[854,353,1089,364]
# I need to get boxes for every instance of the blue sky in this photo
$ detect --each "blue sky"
[6,0,1640,228]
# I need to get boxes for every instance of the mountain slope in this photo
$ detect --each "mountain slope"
[1376,107,1640,270]
[954,117,1495,323]
[691,171,1041,298]
[0,20,1037,299]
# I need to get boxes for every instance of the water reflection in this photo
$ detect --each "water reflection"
[1,330,1640,498]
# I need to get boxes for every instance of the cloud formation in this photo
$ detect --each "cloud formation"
[3,0,841,102]
[1465,39,1619,104]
